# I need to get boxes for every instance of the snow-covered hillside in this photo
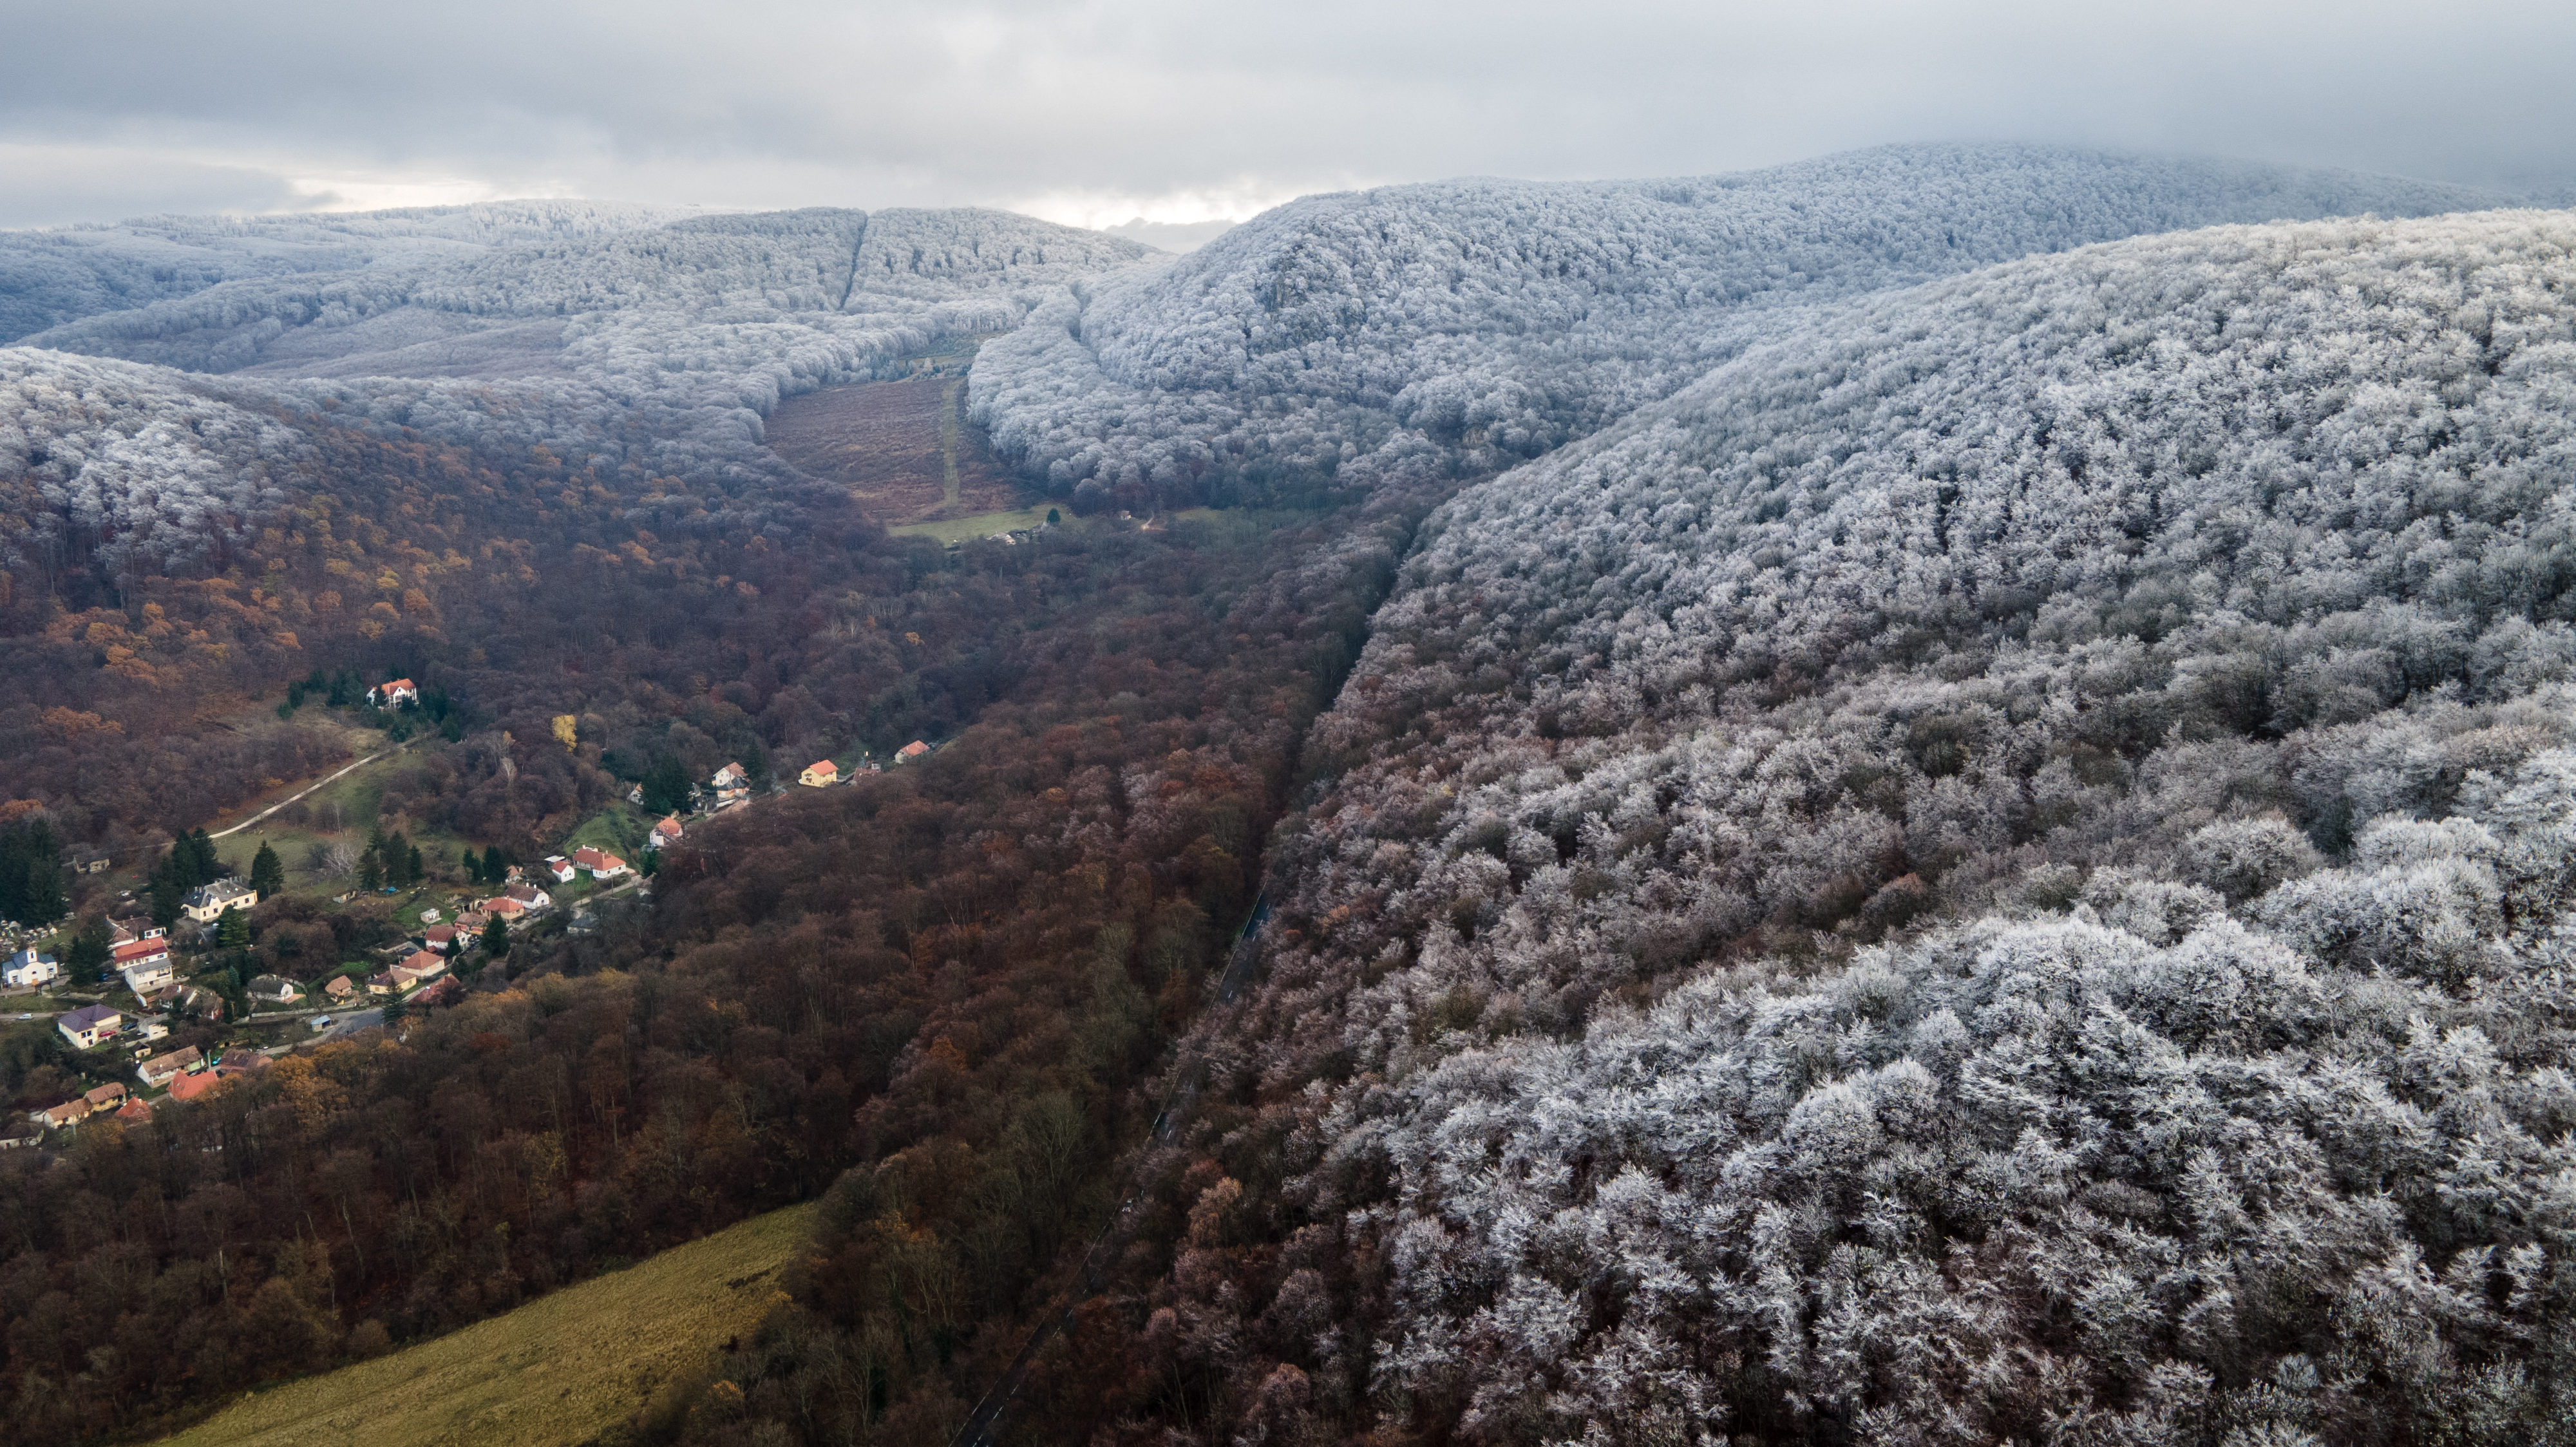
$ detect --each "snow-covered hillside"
[0,199,694,344]
[0,350,309,578]
[2,207,1155,556]
[1193,209,2576,1439]
[970,144,2497,509]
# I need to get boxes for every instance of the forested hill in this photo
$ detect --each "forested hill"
[968,143,2499,511]
[0,199,696,344]
[1,207,1155,583]
[1078,209,2576,1444]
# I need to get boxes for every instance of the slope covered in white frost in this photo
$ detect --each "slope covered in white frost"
[1181,210,2576,1442]
[0,199,694,344]
[970,144,2497,510]
[3,207,1155,556]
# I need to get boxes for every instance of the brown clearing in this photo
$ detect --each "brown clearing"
[764,376,1034,525]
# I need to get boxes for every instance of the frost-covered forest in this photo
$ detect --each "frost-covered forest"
[967,144,2497,511]
[1093,211,2576,1445]
[0,198,694,343]
[14,145,2576,1447]
[0,205,1153,581]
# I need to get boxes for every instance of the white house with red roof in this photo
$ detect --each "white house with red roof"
[570,847,630,880]
[544,855,578,884]
[115,936,175,994]
[648,816,685,850]
[366,677,420,708]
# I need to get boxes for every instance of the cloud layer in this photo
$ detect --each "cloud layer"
[3,0,2572,227]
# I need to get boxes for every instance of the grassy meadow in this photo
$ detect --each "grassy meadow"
[158,1203,814,1447]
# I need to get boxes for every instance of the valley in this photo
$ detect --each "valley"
[3,144,2575,1447]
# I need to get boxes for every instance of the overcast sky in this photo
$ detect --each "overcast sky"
[2,0,2571,231]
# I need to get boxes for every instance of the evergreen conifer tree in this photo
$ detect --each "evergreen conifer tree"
[249,842,285,899]
[484,913,511,959]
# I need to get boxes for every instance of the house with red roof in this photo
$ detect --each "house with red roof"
[114,936,175,994]
[895,740,931,762]
[648,817,684,850]
[799,759,839,787]
[366,678,419,708]
[570,847,629,880]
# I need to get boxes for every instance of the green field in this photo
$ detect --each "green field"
[158,1203,814,1447]
[889,505,1053,544]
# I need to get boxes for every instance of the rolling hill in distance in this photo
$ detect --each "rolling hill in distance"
[3,143,2573,1447]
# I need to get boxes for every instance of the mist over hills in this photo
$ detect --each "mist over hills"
[969,144,2501,511]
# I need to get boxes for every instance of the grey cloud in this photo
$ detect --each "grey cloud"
[1,0,2571,228]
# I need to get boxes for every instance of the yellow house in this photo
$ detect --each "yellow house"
[799,760,839,787]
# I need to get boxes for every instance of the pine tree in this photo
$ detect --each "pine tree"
[643,755,693,815]
[358,848,383,892]
[407,845,425,885]
[216,906,251,951]
[484,913,512,959]
[482,845,507,882]
[249,841,285,899]
[67,916,111,981]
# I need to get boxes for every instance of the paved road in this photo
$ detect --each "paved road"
[211,744,406,840]
[304,1007,385,1045]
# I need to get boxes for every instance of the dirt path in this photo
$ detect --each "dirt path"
[210,745,404,840]
[940,377,963,513]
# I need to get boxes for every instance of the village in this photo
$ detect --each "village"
[5,680,939,1151]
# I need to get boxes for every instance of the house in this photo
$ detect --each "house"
[2,947,60,988]
[423,924,458,950]
[457,910,490,934]
[182,878,258,924]
[504,883,551,911]
[246,975,303,1006]
[895,740,931,762]
[544,855,578,884]
[58,1004,121,1050]
[135,1046,205,1090]
[366,677,419,709]
[366,972,397,996]
[127,1017,171,1043]
[71,847,111,875]
[711,762,748,790]
[152,983,216,1019]
[626,782,646,806]
[571,847,629,881]
[388,965,425,992]
[0,1121,42,1149]
[84,1083,128,1113]
[399,950,448,979]
[168,1069,223,1103]
[114,1096,154,1124]
[109,917,153,946]
[419,907,441,923]
[323,975,355,1001]
[114,933,171,971]
[648,817,684,850]
[37,1100,88,1130]
[482,895,527,918]
[799,759,838,787]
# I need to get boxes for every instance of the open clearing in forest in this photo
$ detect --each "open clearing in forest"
[158,1203,813,1447]
[765,373,1037,525]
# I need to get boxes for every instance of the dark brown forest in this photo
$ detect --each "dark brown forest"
[0,380,1435,1444]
